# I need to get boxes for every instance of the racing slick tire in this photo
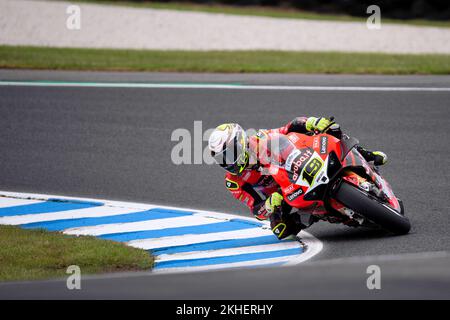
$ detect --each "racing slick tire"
[333,181,411,235]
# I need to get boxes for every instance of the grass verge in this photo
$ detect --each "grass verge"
[58,0,450,28]
[1,46,450,75]
[0,225,154,281]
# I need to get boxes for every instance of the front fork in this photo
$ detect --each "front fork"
[328,174,366,225]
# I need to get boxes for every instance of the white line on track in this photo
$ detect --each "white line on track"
[127,228,273,250]
[152,255,303,273]
[1,81,450,92]
[0,197,44,209]
[63,215,223,236]
[157,241,302,262]
[0,205,143,225]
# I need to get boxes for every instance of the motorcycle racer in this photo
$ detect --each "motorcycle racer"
[208,117,387,240]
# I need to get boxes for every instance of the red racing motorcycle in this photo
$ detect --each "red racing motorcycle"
[262,131,411,235]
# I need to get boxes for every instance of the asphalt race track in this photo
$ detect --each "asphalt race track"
[0,70,449,299]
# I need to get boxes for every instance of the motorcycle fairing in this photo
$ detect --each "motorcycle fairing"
[264,131,401,217]
[275,133,342,209]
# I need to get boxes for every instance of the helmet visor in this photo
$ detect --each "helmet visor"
[212,132,248,174]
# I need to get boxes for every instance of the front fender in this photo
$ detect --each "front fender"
[340,150,402,212]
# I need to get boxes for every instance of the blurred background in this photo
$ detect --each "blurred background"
[93,0,450,20]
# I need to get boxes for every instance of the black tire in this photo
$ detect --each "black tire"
[333,181,411,235]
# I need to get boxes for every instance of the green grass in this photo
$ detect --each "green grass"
[1,45,450,75]
[0,225,154,281]
[57,0,450,28]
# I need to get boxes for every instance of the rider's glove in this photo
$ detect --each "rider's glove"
[306,117,334,133]
[265,192,283,215]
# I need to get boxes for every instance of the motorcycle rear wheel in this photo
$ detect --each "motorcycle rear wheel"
[333,181,411,235]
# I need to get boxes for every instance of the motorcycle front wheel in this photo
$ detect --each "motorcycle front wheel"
[333,181,411,235]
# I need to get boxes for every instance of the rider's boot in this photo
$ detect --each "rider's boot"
[356,146,387,166]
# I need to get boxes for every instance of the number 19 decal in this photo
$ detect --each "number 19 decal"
[302,158,323,186]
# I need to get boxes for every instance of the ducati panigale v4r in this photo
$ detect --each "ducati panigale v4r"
[262,132,411,235]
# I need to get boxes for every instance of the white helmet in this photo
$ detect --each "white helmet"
[208,123,249,175]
